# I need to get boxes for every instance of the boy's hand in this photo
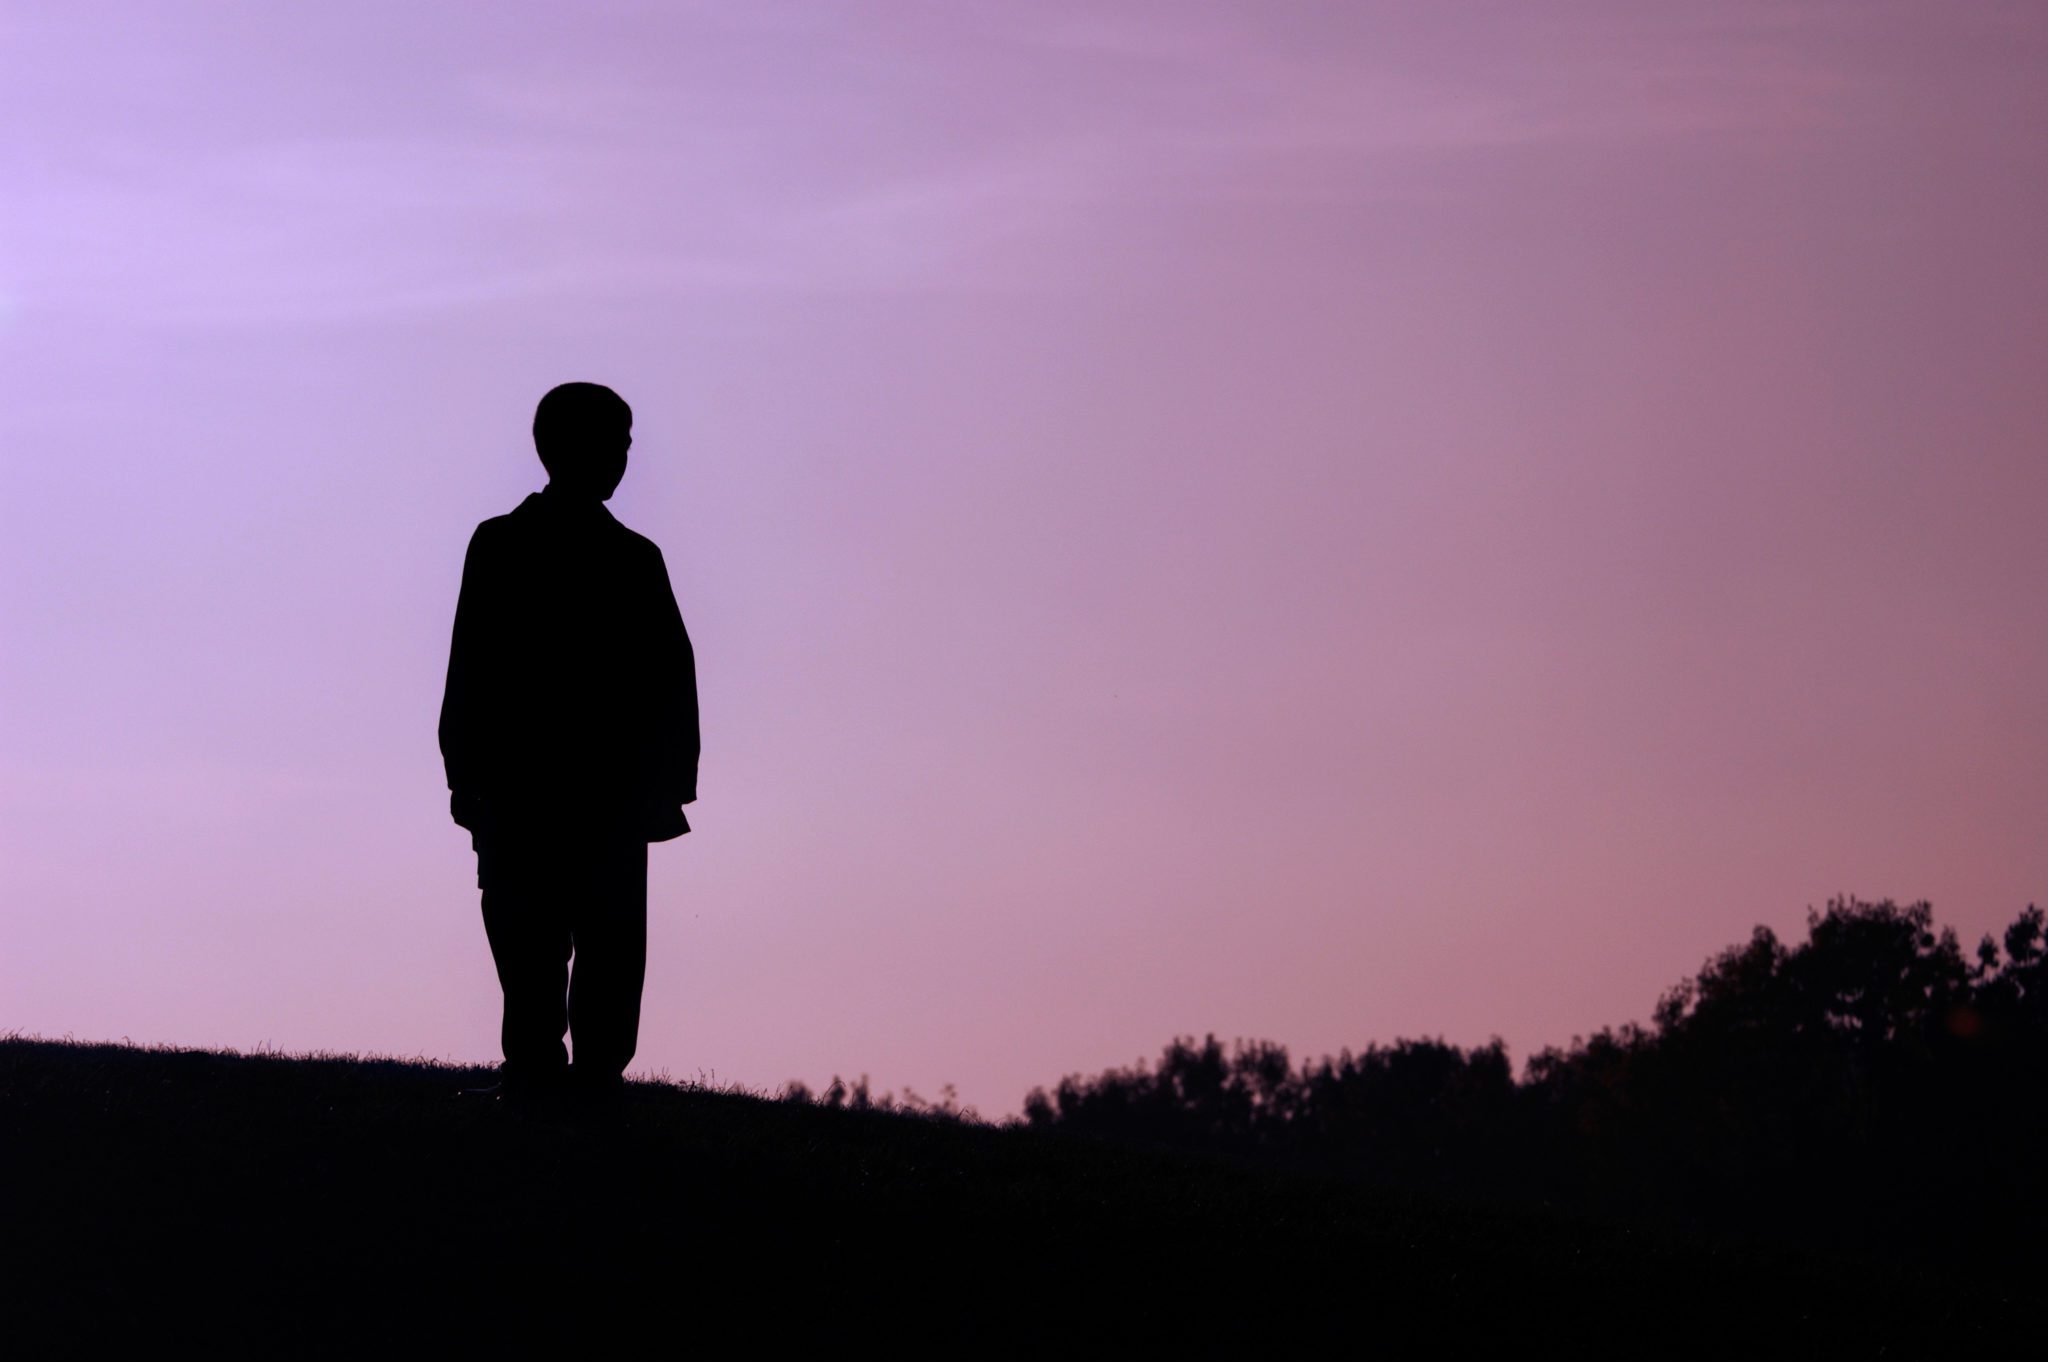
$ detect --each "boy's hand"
[641,795,689,842]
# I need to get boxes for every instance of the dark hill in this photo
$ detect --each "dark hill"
[0,1037,2017,1354]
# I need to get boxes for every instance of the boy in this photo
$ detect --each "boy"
[439,382,699,1102]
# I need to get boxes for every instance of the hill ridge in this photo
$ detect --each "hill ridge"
[1,1035,2014,1352]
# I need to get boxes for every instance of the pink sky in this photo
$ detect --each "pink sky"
[4,2,2044,1117]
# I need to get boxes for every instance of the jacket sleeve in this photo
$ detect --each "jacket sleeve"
[648,545,700,806]
[438,524,496,830]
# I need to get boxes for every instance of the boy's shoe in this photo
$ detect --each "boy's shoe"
[457,1068,569,1106]
[567,1068,628,1120]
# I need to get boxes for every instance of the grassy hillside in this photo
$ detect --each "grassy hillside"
[0,1037,2020,1354]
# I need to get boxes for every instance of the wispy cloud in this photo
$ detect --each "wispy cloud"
[0,1,1880,323]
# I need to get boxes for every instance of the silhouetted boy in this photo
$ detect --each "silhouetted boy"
[439,382,699,1103]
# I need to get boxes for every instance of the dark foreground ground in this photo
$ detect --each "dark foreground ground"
[0,1038,2027,1355]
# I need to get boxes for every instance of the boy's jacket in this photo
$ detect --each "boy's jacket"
[439,486,699,847]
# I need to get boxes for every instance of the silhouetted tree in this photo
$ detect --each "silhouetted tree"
[1023,897,2048,1265]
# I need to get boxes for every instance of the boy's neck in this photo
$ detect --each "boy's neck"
[541,481,608,506]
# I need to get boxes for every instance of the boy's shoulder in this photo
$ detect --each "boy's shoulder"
[465,511,517,555]
[471,502,663,562]
[612,521,664,559]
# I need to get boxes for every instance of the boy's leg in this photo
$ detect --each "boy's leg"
[567,836,650,1086]
[479,836,574,1092]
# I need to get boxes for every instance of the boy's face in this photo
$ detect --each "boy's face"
[593,421,631,501]
[557,420,631,501]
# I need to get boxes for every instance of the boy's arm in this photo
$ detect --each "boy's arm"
[646,544,699,830]
[439,524,496,832]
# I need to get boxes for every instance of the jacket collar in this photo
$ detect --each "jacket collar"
[516,484,617,524]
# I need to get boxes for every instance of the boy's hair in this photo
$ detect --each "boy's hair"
[533,382,632,474]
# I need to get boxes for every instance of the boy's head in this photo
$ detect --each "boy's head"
[533,382,632,500]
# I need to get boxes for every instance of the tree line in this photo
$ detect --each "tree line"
[1020,896,2048,1259]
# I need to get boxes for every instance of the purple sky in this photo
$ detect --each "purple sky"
[4,2,2044,1117]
